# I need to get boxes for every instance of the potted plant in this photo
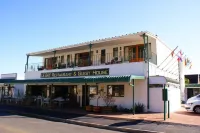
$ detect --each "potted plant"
[85,94,95,112]
[102,92,115,113]
[93,89,103,113]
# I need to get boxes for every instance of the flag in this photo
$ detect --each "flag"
[184,58,187,66]
[189,64,192,69]
[171,46,178,57]
[177,56,182,62]
[171,50,175,57]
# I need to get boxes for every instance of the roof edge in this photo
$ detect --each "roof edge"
[27,31,158,56]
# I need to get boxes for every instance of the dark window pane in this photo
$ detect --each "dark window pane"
[107,85,124,97]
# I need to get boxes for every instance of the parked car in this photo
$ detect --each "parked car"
[185,94,200,114]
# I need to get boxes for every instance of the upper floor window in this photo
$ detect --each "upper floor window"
[113,47,118,58]
[61,55,64,63]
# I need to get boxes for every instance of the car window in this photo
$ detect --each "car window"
[197,94,200,98]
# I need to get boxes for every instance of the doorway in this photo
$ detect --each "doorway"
[82,85,89,106]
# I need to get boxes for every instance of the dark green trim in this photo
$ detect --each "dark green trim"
[88,44,92,65]
[53,50,56,57]
[25,55,29,72]
[163,84,166,121]
[132,79,135,115]
[185,84,200,87]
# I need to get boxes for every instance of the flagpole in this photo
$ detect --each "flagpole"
[160,50,181,70]
[164,59,178,72]
[157,46,178,68]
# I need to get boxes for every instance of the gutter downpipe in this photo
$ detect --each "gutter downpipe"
[143,33,150,110]
[89,44,92,65]
[129,79,135,115]
[25,55,29,73]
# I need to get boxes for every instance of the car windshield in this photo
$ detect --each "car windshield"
[197,94,200,98]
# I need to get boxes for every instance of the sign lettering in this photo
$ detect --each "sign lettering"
[40,68,109,78]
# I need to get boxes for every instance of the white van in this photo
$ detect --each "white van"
[185,94,200,114]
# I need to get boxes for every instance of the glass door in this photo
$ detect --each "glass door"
[129,46,137,62]
[138,45,144,61]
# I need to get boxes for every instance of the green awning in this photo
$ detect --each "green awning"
[84,75,145,83]
[185,84,200,88]
[0,75,145,84]
[0,78,84,84]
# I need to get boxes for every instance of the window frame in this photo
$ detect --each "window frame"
[89,85,98,95]
[107,85,124,97]
[61,55,64,63]
[149,84,164,88]
[113,47,118,58]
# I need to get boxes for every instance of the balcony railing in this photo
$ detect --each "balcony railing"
[26,52,157,72]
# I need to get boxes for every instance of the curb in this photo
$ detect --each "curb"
[4,110,163,133]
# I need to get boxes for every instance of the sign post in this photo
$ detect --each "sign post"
[162,85,168,121]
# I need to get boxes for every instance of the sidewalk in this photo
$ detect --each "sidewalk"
[1,104,200,126]
[87,107,200,126]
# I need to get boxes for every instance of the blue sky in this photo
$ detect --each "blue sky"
[0,0,200,79]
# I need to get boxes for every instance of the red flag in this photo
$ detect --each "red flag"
[189,64,192,69]
[171,50,174,57]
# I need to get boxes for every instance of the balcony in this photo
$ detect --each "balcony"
[26,52,157,72]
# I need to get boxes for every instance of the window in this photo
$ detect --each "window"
[61,55,64,63]
[107,85,124,97]
[113,47,118,58]
[89,85,98,95]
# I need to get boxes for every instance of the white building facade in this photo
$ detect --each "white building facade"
[19,31,182,113]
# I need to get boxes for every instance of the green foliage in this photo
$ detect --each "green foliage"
[134,102,145,113]
[185,78,190,84]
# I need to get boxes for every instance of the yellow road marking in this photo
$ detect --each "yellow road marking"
[0,124,29,133]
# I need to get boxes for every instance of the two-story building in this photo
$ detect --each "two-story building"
[1,31,183,113]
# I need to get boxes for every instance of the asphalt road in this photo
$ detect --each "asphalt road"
[0,111,122,133]
[1,105,200,133]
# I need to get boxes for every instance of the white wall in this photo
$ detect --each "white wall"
[149,87,181,113]
[88,80,147,111]
[149,39,179,80]
[25,62,145,79]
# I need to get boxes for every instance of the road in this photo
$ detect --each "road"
[0,111,121,133]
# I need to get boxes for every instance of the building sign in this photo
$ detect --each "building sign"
[1,73,17,80]
[40,68,109,78]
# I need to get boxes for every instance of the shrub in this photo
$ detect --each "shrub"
[134,103,145,113]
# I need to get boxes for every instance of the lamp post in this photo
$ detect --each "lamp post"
[142,33,150,110]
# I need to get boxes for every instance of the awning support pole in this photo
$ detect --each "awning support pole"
[131,79,135,115]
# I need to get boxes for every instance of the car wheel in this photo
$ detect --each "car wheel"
[194,106,200,114]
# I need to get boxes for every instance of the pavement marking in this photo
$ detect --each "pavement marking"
[0,124,29,133]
